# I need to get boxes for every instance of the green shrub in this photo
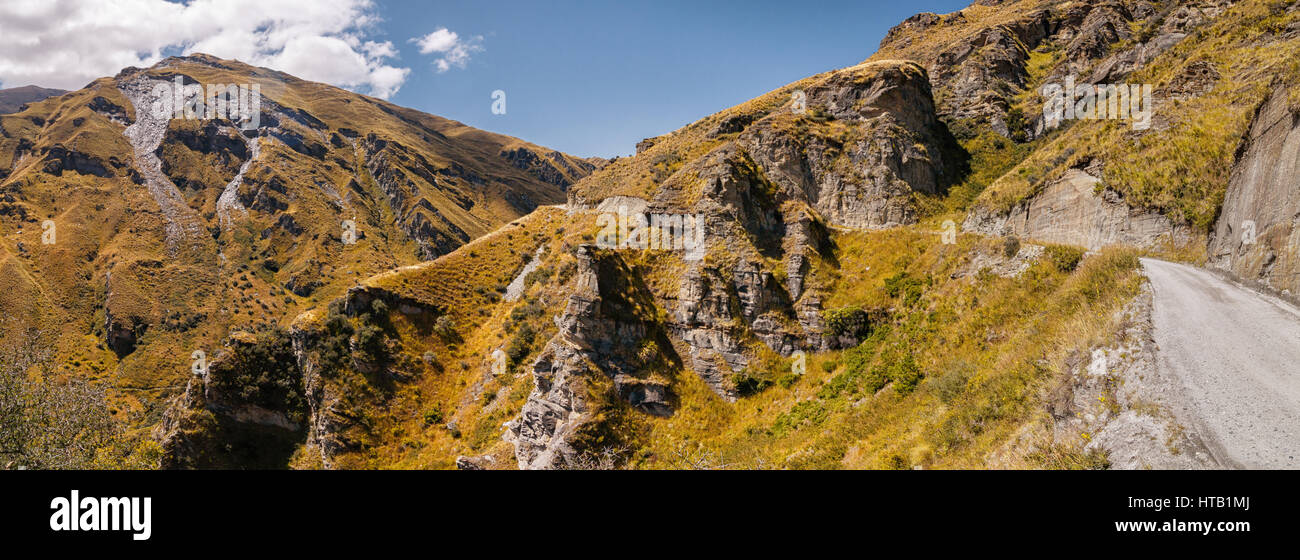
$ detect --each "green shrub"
[208,328,306,421]
[1002,236,1021,258]
[422,407,444,426]
[890,354,923,396]
[319,307,355,372]
[770,400,830,437]
[353,317,390,364]
[1045,244,1085,272]
[505,323,537,367]
[731,370,774,396]
[434,315,456,338]
[884,272,928,307]
[823,306,873,339]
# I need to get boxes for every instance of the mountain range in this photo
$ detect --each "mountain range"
[3,0,1299,470]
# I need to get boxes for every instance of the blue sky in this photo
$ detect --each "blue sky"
[375,0,971,157]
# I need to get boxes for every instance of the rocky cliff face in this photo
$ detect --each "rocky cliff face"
[1209,85,1300,294]
[963,167,1194,250]
[504,245,676,469]
[876,1,1241,139]
[155,330,307,469]
[737,61,962,229]
[554,60,954,409]
[938,0,1274,254]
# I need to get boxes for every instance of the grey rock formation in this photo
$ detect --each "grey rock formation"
[739,61,960,230]
[118,74,213,257]
[504,245,675,469]
[504,337,593,470]
[1208,85,1300,294]
[561,63,951,403]
[672,264,747,399]
[926,9,1051,132]
[499,146,595,188]
[963,168,1192,251]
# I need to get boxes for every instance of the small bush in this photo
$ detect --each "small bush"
[1002,235,1021,258]
[434,315,456,338]
[505,323,537,367]
[777,373,799,389]
[422,407,444,426]
[823,307,872,339]
[890,354,923,396]
[1045,244,1085,272]
[731,370,774,397]
[931,368,968,404]
[884,272,928,307]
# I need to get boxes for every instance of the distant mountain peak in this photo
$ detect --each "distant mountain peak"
[0,85,68,114]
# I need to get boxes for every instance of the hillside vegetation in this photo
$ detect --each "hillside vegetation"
[0,54,597,468]
[6,0,1292,470]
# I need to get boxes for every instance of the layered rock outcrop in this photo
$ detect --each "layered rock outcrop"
[1208,85,1300,294]
[739,61,962,229]
[155,331,307,469]
[361,136,473,260]
[504,245,676,469]
[878,1,1239,140]
[560,61,956,408]
[963,168,1193,250]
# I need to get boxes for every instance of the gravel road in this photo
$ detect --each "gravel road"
[1142,258,1300,469]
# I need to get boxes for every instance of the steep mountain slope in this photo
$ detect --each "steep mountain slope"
[885,0,1300,298]
[0,54,596,468]
[146,42,1149,469]
[287,0,1296,470]
[13,0,1300,470]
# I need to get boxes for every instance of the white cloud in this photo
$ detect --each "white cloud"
[410,27,482,73]
[0,0,411,99]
